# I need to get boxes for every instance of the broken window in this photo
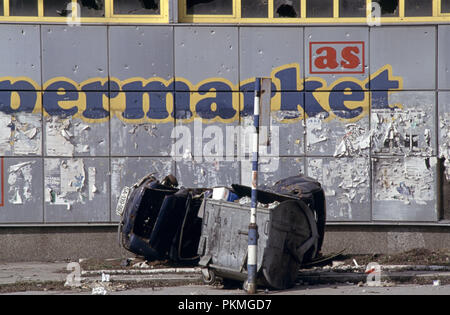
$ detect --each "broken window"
[442,0,450,13]
[44,0,72,17]
[114,0,160,15]
[241,0,268,18]
[79,0,104,17]
[339,0,366,17]
[274,0,300,18]
[186,0,233,15]
[405,0,432,16]
[306,0,333,18]
[372,0,399,17]
[10,0,38,16]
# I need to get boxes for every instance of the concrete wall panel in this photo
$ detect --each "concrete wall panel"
[0,157,43,223]
[371,91,436,157]
[305,27,369,87]
[438,25,450,90]
[0,25,41,88]
[44,115,109,157]
[42,25,108,90]
[109,26,174,82]
[241,157,305,187]
[240,27,304,88]
[439,92,450,181]
[370,26,435,90]
[0,104,42,157]
[307,157,371,221]
[110,92,174,157]
[110,157,175,221]
[306,91,370,156]
[174,91,240,159]
[44,158,110,222]
[174,26,238,90]
[372,156,438,221]
[176,159,240,188]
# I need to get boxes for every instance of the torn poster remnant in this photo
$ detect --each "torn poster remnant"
[373,157,435,205]
[306,112,370,156]
[46,117,75,156]
[111,158,173,201]
[0,112,41,156]
[439,112,450,181]
[308,157,370,220]
[88,167,97,201]
[334,124,371,157]
[372,108,434,156]
[46,117,98,156]
[8,161,35,205]
[45,159,86,209]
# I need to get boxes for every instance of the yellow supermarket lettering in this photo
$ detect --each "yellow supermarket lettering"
[0,63,403,124]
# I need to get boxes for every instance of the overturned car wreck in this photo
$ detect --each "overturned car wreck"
[117,174,326,289]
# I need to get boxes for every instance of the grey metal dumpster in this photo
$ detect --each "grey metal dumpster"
[197,197,319,290]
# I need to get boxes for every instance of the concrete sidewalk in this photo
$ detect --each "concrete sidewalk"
[0,262,68,285]
[1,261,450,294]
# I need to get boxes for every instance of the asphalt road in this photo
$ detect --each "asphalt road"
[4,283,450,295]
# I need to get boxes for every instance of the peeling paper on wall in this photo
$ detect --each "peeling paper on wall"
[0,113,41,156]
[111,158,173,198]
[372,108,433,156]
[306,112,370,156]
[60,159,85,194]
[0,114,10,154]
[308,158,369,220]
[88,167,97,201]
[45,159,86,209]
[184,159,230,187]
[127,123,158,137]
[374,157,435,205]
[307,116,328,146]
[439,113,450,181]
[334,124,371,157]
[46,117,75,156]
[8,161,35,205]
[46,117,95,156]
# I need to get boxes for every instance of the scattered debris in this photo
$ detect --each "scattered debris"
[237,196,280,209]
[332,261,345,268]
[101,273,110,282]
[91,286,108,295]
[133,261,150,269]
[340,249,450,267]
[120,258,132,267]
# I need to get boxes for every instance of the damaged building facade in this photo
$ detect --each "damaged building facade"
[0,0,449,260]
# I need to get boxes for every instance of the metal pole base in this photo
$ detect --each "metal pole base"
[247,282,257,294]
